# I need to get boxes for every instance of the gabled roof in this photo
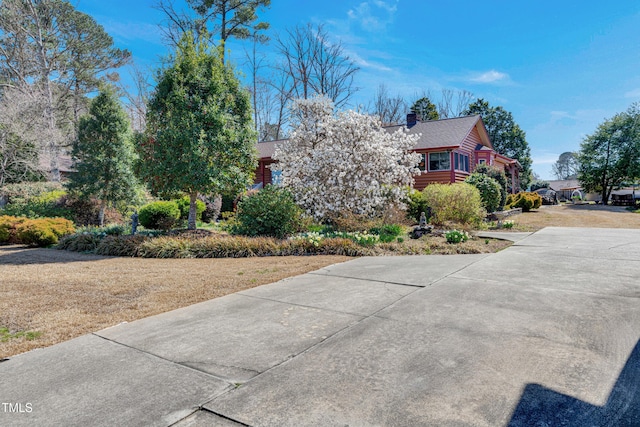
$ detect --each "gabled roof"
[384,115,493,151]
[256,139,284,159]
[548,179,581,191]
[256,115,497,159]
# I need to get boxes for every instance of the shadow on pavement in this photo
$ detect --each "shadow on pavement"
[508,339,640,426]
[0,245,106,265]
[562,203,637,212]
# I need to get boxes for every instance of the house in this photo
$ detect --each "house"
[548,179,582,202]
[254,114,520,192]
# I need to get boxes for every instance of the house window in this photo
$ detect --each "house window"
[429,152,450,171]
[454,152,470,172]
[479,159,486,165]
[271,169,282,185]
[418,153,426,171]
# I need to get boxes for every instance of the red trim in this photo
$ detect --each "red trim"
[450,152,455,182]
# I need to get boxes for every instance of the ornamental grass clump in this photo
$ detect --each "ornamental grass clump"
[95,235,148,257]
[57,233,102,252]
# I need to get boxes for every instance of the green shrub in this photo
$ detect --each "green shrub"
[232,185,304,238]
[422,183,485,226]
[404,187,430,223]
[15,218,75,247]
[138,201,181,230]
[465,173,502,213]
[506,192,542,212]
[0,189,72,220]
[175,196,206,221]
[474,164,508,211]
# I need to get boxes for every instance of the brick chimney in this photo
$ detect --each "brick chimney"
[407,112,420,127]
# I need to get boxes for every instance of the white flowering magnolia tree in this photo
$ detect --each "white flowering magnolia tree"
[273,96,421,221]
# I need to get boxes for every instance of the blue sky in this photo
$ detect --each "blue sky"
[76,0,640,180]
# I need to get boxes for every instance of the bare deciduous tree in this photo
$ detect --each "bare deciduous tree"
[438,89,474,118]
[367,84,407,126]
[0,86,52,186]
[119,64,153,132]
[275,23,359,109]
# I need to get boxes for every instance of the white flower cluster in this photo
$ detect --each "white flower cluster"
[273,96,422,221]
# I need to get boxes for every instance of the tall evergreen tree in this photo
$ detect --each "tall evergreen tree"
[411,96,439,121]
[66,86,138,226]
[463,99,533,190]
[138,35,257,230]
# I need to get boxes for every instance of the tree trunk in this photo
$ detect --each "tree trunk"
[188,191,198,230]
[98,200,106,227]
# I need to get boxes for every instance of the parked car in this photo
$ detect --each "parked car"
[533,188,559,205]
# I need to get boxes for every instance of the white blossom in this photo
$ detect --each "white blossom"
[273,96,421,221]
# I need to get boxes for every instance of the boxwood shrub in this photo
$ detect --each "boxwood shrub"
[138,201,181,230]
[232,185,304,238]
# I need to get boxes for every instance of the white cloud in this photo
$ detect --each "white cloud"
[347,0,398,32]
[469,70,510,84]
[347,50,393,72]
[624,88,640,99]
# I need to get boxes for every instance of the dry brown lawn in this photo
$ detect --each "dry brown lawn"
[0,249,351,359]
[510,203,640,231]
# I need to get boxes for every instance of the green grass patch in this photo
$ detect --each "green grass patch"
[0,326,42,342]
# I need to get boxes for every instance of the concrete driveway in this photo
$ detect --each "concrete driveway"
[1,227,639,426]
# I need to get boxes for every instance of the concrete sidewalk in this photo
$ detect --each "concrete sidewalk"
[1,227,639,426]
